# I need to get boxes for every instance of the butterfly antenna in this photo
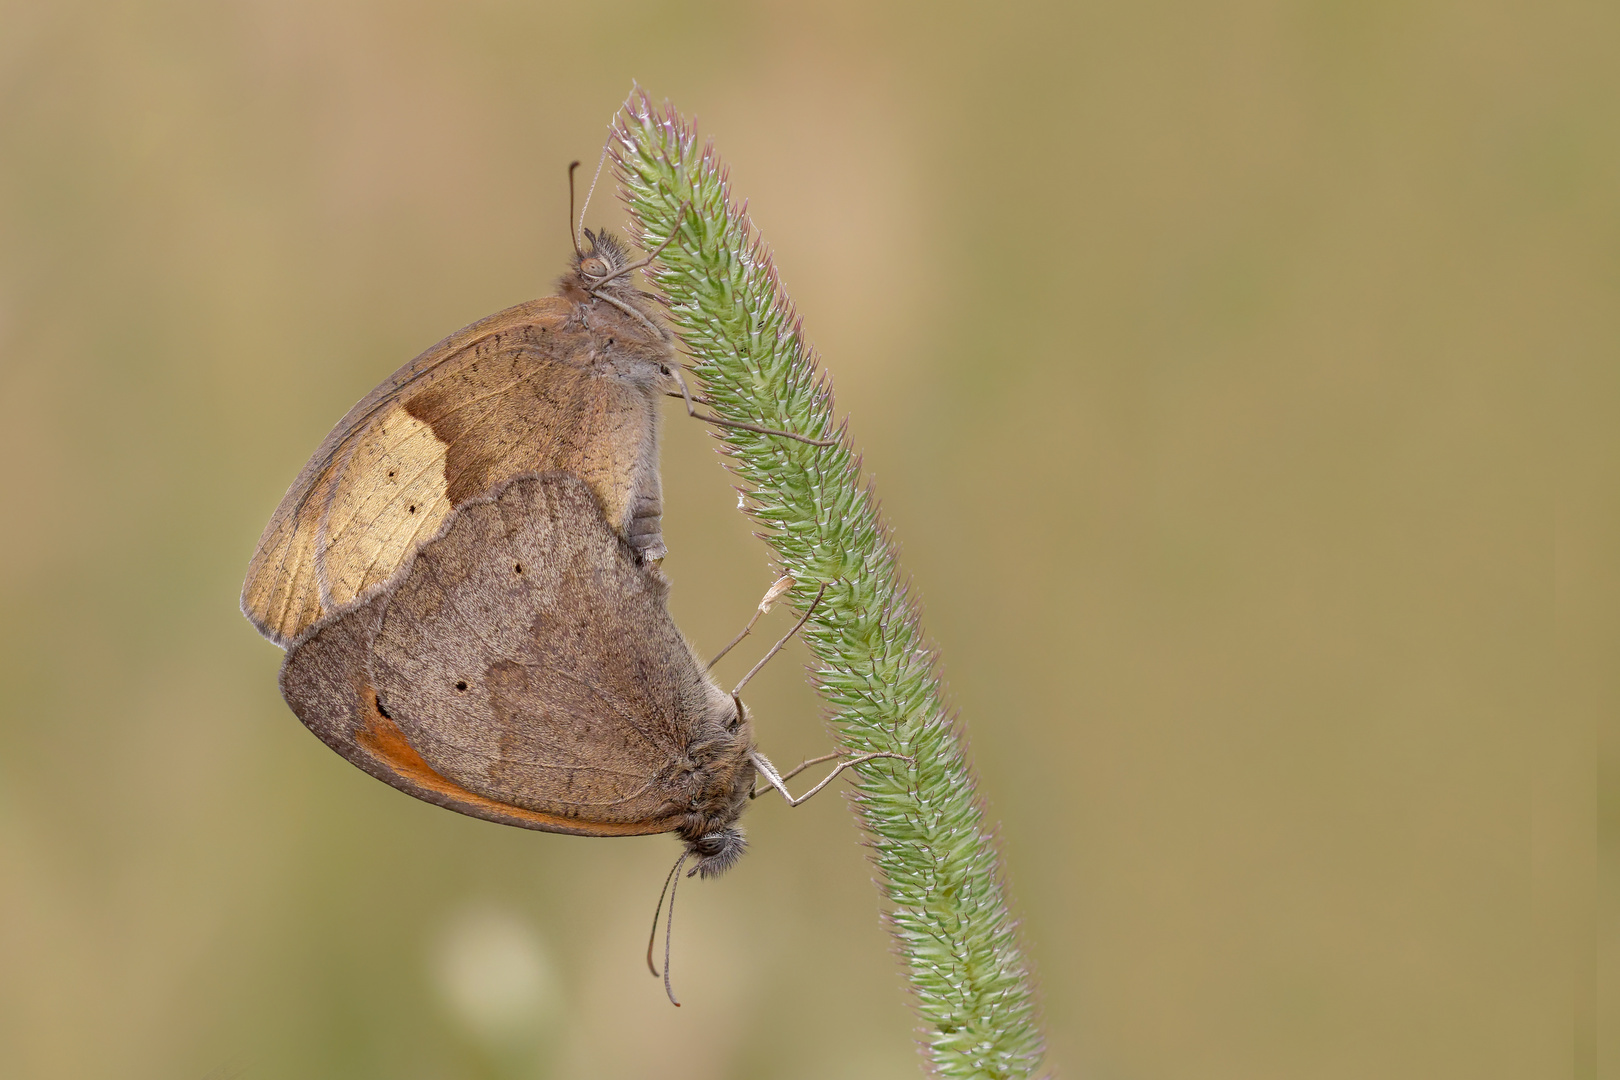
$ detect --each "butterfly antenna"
[646,851,684,978]
[567,161,584,259]
[579,136,612,240]
[664,852,689,1007]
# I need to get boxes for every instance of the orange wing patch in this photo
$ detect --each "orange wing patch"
[352,671,681,838]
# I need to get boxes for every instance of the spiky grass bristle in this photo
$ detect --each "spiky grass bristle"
[610,92,1048,1079]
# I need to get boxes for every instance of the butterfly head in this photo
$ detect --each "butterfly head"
[685,826,747,879]
[675,694,756,878]
[572,228,637,295]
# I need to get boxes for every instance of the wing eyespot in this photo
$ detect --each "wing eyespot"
[454,680,468,693]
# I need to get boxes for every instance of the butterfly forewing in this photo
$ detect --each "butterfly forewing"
[243,291,670,648]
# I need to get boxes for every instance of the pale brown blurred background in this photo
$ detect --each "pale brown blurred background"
[0,2,1610,1078]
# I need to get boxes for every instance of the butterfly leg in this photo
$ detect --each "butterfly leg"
[729,582,828,698]
[749,751,795,802]
[663,375,839,448]
[747,750,841,799]
[624,490,669,565]
[748,749,912,805]
[708,575,795,668]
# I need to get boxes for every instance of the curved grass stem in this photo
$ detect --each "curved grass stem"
[611,92,1048,1079]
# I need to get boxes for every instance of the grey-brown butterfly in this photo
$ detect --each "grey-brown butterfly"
[278,471,896,1002]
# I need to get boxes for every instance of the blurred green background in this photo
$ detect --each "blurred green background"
[0,1,1609,1077]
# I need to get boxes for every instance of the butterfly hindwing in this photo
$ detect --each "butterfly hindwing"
[371,473,718,826]
[278,472,725,837]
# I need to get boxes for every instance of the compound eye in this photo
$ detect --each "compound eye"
[581,257,608,278]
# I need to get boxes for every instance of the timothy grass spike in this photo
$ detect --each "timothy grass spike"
[612,91,1048,1080]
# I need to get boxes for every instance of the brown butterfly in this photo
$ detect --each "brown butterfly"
[281,472,900,1003]
[279,471,893,1000]
[246,167,855,1002]
[240,171,830,649]
[279,471,756,865]
[241,223,685,647]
